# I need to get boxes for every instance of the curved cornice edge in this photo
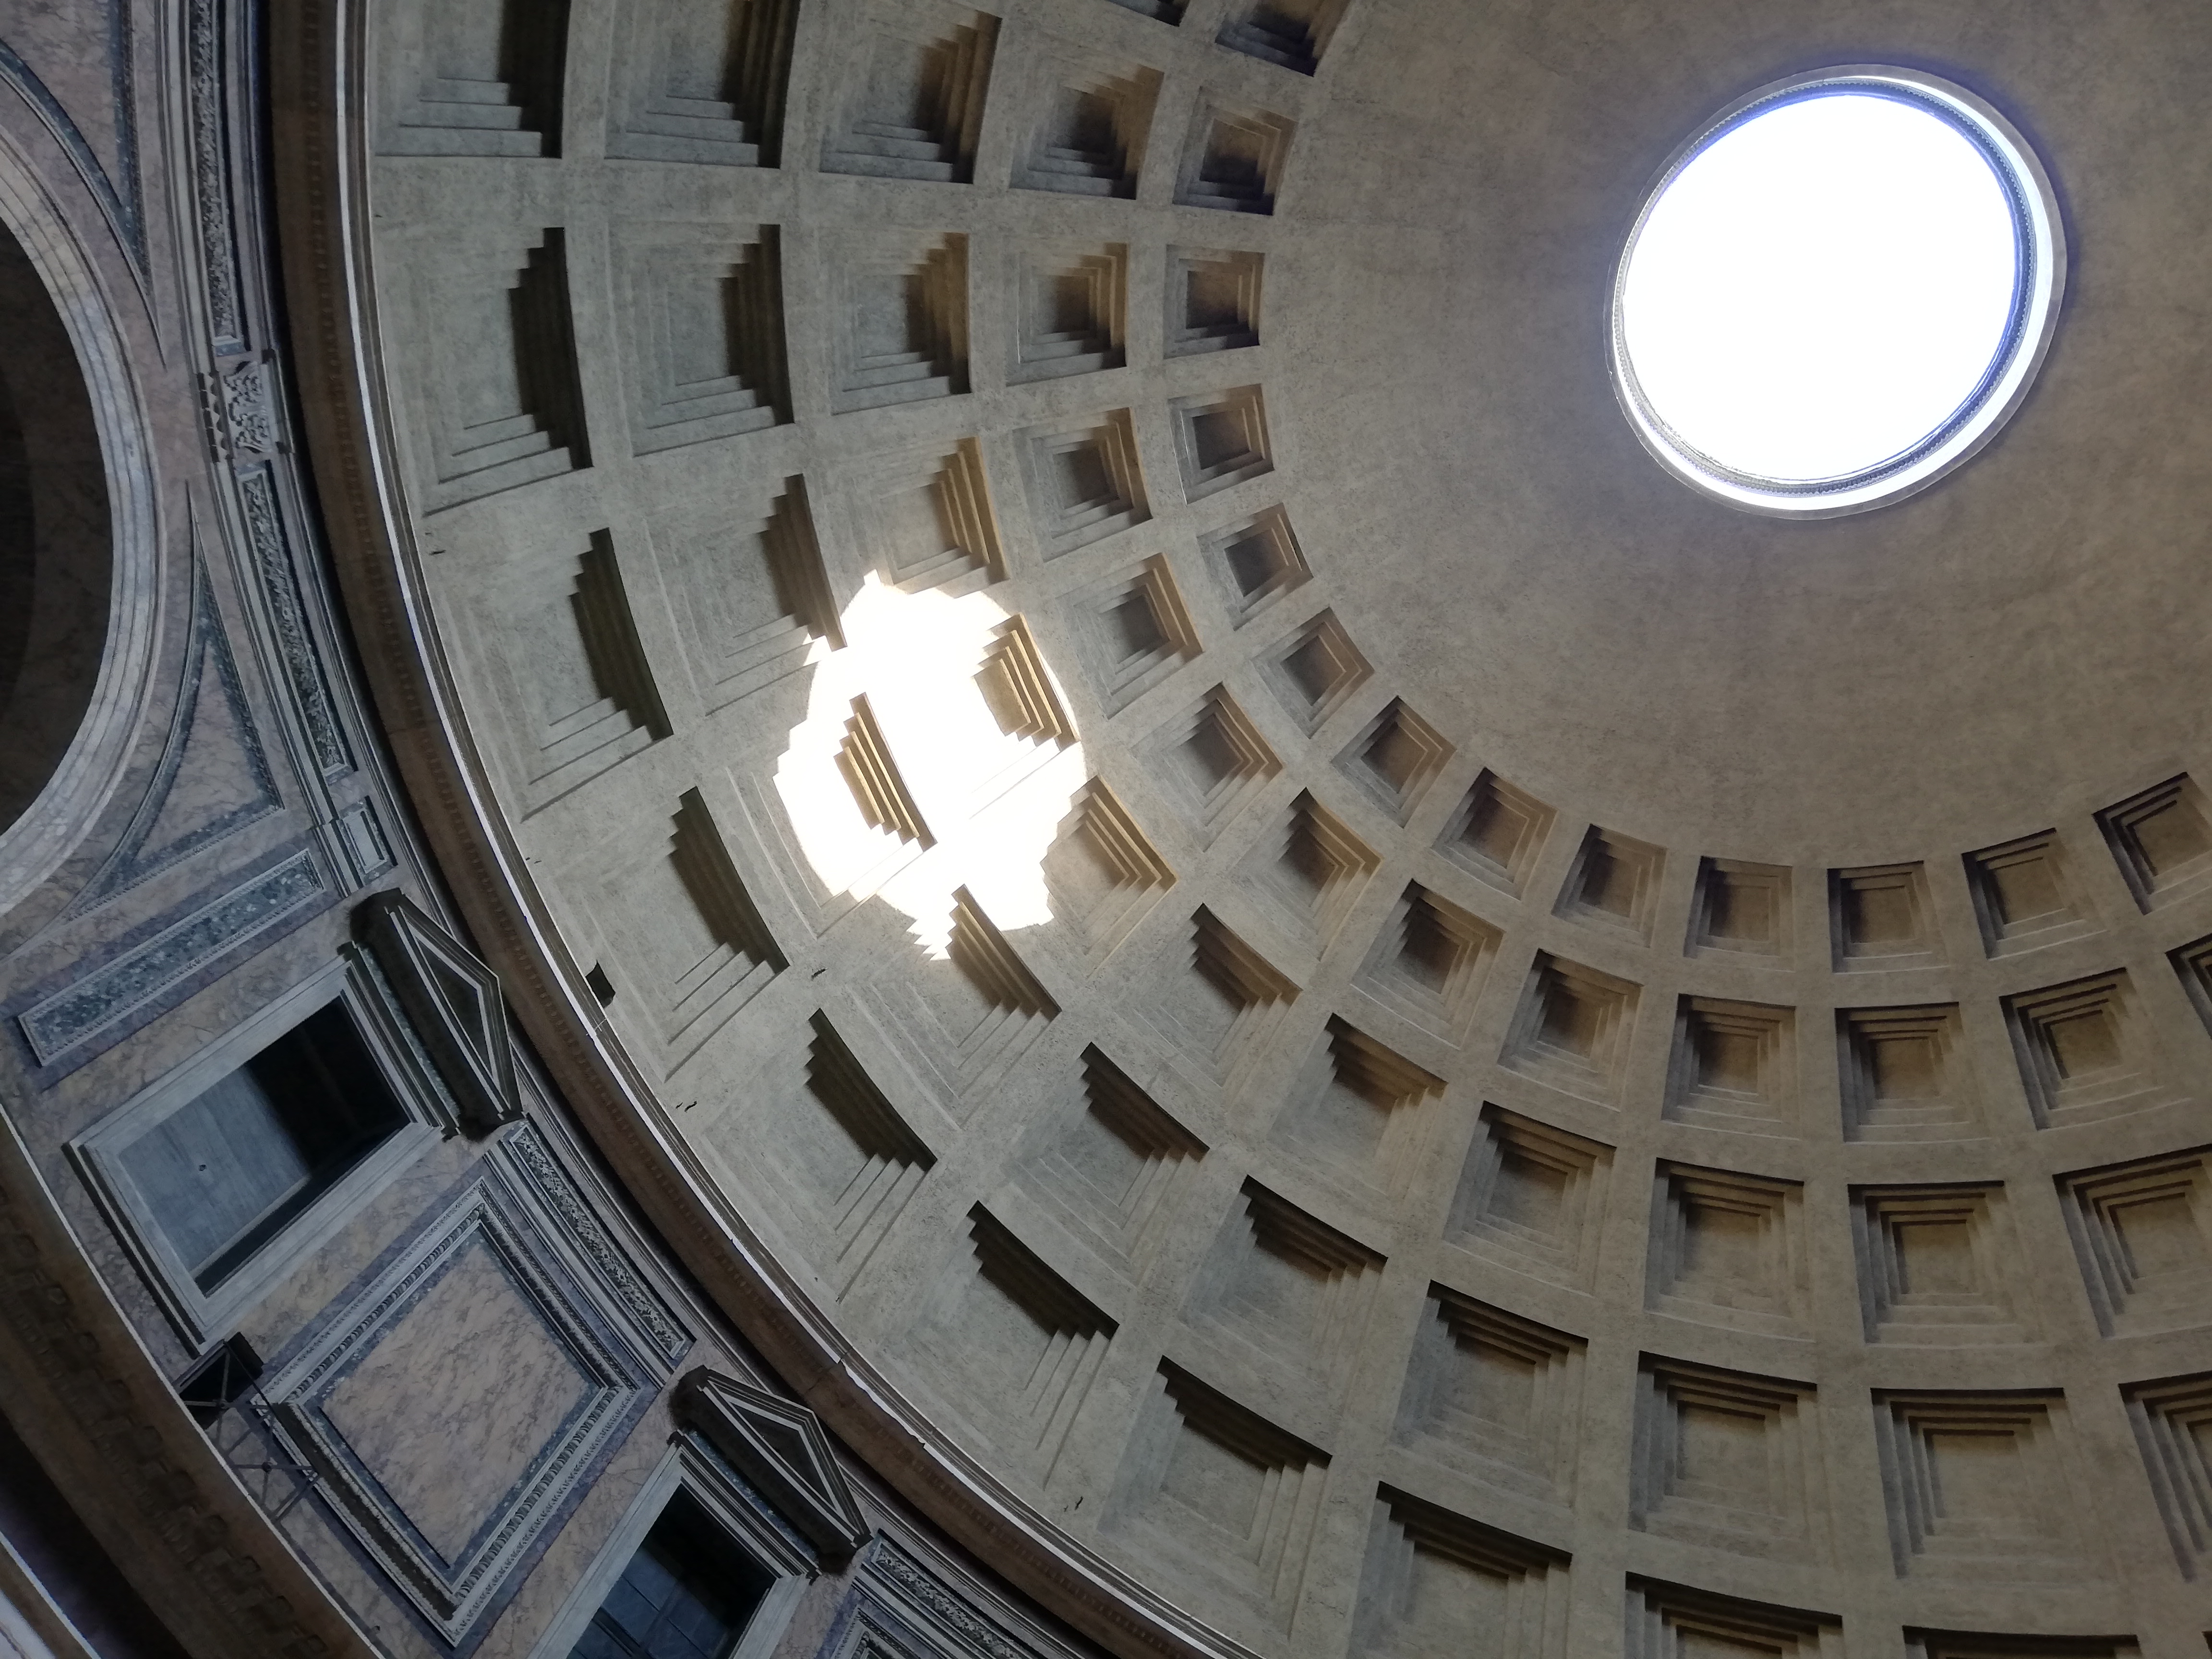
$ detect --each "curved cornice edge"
[264,10,1262,1659]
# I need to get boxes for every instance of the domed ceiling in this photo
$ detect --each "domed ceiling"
[1288,1,2212,856]
[316,0,2212,1652]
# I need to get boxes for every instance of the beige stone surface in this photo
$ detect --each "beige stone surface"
[352,0,2212,1652]
[323,1237,590,1563]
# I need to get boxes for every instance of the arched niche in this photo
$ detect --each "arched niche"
[0,135,160,916]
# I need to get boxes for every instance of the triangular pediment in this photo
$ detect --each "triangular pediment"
[673,1368,870,1558]
[354,890,518,1134]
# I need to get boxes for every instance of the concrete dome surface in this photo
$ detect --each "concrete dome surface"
[0,1,2205,1658]
[330,0,2212,1655]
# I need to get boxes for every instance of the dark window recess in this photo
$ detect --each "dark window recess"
[571,1490,774,1659]
[118,1003,409,1291]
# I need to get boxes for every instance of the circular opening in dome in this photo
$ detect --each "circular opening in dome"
[1610,68,2063,517]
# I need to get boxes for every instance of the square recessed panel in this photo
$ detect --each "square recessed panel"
[262,1164,662,1642]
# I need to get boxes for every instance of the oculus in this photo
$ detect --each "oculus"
[1610,68,2062,517]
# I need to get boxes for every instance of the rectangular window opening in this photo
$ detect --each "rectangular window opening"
[571,1488,777,1659]
[118,1002,410,1292]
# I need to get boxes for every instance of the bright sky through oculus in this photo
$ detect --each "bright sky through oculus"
[1620,91,2020,484]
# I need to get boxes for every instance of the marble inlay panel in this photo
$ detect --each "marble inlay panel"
[263,1169,658,1641]
[75,561,282,908]
[18,849,325,1063]
[323,1235,590,1563]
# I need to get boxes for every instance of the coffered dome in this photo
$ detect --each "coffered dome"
[324,0,2212,1654]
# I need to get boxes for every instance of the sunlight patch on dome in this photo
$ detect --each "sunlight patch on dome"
[774,576,1084,958]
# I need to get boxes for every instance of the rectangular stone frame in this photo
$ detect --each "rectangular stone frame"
[524,1432,818,1659]
[66,950,446,1349]
[259,1163,665,1643]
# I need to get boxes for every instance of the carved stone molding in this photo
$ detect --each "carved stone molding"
[0,121,162,919]
[262,1171,659,1643]
[354,889,518,1134]
[673,1367,870,1559]
[496,1123,692,1369]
